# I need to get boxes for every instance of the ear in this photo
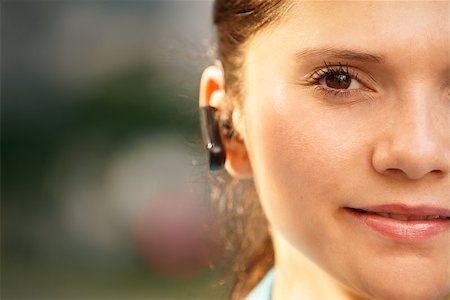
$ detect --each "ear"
[199,64,253,179]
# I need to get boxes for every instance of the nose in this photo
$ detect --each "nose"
[372,91,449,180]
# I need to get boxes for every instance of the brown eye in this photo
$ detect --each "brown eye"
[325,74,351,89]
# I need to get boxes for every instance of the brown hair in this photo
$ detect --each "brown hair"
[210,1,291,299]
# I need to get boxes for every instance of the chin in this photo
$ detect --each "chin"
[364,286,449,300]
[354,270,450,300]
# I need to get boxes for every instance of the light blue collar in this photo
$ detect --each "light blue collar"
[244,268,275,300]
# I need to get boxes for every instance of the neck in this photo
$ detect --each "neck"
[271,230,370,300]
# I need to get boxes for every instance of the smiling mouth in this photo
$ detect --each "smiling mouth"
[344,204,450,240]
[348,208,450,221]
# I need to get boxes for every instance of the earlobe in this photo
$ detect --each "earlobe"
[224,139,253,180]
[198,64,253,179]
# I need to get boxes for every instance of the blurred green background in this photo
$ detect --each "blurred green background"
[1,0,228,299]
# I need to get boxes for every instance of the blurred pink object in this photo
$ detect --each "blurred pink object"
[132,182,218,277]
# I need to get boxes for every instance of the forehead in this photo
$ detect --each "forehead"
[251,1,448,60]
[282,1,447,42]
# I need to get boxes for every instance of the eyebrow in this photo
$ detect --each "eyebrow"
[294,47,385,64]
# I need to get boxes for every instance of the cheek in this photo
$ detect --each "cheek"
[245,89,372,255]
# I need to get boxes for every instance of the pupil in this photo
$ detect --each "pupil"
[325,74,351,89]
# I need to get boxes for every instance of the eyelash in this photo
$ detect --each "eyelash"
[306,62,364,99]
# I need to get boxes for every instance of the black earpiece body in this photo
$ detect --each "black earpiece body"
[199,106,226,170]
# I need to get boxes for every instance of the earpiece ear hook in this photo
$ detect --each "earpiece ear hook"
[199,106,226,170]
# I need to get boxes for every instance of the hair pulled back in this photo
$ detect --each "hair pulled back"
[211,1,290,299]
[213,0,290,101]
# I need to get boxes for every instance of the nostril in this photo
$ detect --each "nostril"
[380,165,447,180]
[430,170,445,177]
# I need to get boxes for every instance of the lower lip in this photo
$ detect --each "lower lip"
[345,208,450,241]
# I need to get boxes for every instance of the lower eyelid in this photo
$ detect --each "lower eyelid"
[311,86,377,105]
[314,86,356,95]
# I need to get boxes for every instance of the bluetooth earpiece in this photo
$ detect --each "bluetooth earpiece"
[199,106,226,170]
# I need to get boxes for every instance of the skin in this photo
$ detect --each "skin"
[200,1,449,300]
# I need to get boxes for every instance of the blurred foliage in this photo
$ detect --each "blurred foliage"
[2,64,200,194]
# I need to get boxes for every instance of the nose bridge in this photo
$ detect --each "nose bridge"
[374,84,449,179]
[394,87,436,154]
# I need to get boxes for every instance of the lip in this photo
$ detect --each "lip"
[345,204,450,241]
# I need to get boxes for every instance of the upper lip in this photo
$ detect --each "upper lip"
[349,203,450,217]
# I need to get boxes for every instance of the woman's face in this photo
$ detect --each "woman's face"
[240,1,449,299]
